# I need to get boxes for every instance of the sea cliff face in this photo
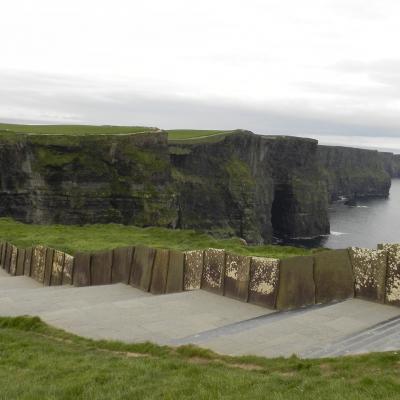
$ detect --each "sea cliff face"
[0,129,394,243]
[170,132,329,243]
[0,132,176,226]
[318,145,392,201]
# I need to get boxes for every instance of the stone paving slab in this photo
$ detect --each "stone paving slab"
[2,273,400,359]
[190,299,400,358]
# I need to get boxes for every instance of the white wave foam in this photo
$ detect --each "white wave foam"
[330,231,348,236]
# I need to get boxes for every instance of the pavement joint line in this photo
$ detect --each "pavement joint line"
[168,300,346,346]
[303,314,400,358]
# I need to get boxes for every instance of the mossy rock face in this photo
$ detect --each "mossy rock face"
[314,249,354,303]
[318,145,391,200]
[349,247,387,303]
[0,131,178,228]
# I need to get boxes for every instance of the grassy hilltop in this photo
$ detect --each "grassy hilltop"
[0,123,239,143]
[0,123,158,136]
[1,316,399,399]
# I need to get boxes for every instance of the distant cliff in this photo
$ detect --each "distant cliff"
[0,128,395,244]
[380,152,400,178]
[318,145,392,201]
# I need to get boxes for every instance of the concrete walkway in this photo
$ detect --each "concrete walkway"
[1,269,400,358]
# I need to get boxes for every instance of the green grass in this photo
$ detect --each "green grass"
[1,316,400,399]
[0,123,157,136]
[0,218,316,259]
[167,129,237,144]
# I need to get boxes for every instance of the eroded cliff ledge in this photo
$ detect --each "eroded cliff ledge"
[0,128,396,243]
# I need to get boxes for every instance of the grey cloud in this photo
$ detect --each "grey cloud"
[1,69,400,140]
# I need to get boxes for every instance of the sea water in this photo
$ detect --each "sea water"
[277,179,400,249]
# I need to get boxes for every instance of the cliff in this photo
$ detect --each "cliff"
[170,132,329,243]
[380,152,400,178]
[0,131,176,226]
[318,145,392,201]
[0,127,394,244]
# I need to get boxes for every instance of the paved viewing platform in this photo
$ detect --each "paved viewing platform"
[1,267,400,358]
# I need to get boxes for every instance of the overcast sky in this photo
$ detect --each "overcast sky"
[2,0,400,152]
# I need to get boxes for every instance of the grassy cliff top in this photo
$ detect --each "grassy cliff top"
[0,123,158,136]
[0,218,316,259]
[167,129,239,144]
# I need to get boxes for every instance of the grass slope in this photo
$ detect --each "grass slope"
[0,316,399,399]
[0,218,315,259]
[0,123,157,136]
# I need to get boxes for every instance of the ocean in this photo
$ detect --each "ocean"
[278,179,400,249]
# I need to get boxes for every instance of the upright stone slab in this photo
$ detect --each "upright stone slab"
[349,247,387,303]
[4,243,12,272]
[31,246,47,283]
[183,250,204,291]
[62,253,74,285]
[9,245,18,276]
[91,250,113,285]
[16,248,26,276]
[379,244,400,306]
[202,249,226,294]
[224,253,251,302]
[0,243,4,268]
[130,246,156,291]
[314,249,354,303]
[150,249,170,294]
[44,248,55,286]
[248,257,280,308]
[112,247,134,284]
[276,256,315,310]
[51,250,65,286]
[166,250,184,293]
[73,253,91,287]
[23,248,33,276]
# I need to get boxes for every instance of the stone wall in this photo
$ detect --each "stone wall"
[3,242,400,312]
